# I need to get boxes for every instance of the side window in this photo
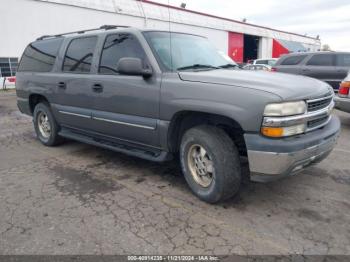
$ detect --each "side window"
[63,36,97,73]
[99,33,146,74]
[336,54,350,67]
[17,38,63,72]
[280,55,307,65]
[255,60,267,65]
[306,54,334,66]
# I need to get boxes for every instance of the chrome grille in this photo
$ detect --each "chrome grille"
[307,95,333,112]
[307,116,329,129]
[305,94,334,131]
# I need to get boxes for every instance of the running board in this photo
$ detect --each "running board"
[58,128,172,162]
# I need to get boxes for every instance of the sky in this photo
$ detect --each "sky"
[152,0,350,51]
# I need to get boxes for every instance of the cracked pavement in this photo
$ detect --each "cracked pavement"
[0,90,350,255]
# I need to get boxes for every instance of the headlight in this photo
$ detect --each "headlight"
[264,101,306,116]
[262,101,307,137]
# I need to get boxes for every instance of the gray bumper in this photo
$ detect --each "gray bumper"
[244,116,340,182]
[334,95,350,113]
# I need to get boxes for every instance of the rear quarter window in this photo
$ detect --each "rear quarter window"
[336,54,350,67]
[17,38,63,72]
[280,55,307,65]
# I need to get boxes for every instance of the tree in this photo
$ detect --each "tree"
[321,44,331,51]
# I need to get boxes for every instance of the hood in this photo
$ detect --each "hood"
[178,69,332,101]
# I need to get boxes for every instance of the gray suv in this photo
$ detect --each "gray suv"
[273,52,350,90]
[16,26,340,203]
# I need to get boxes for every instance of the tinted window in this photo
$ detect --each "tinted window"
[306,54,334,66]
[336,54,350,67]
[280,55,307,65]
[17,38,62,72]
[63,37,97,73]
[255,60,268,65]
[99,34,146,74]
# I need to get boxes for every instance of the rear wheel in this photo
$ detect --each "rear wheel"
[180,125,241,203]
[33,102,63,146]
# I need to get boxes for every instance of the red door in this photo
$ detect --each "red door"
[228,32,244,63]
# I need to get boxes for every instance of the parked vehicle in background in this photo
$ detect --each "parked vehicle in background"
[335,71,350,113]
[236,63,247,69]
[251,58,277,66]
[243,64,271,71]
[273,52,350,91]
[16,26,340,203]
[1,76,16,90]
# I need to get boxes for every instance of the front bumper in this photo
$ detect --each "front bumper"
[334,95,350,113]
[244,116,340,182]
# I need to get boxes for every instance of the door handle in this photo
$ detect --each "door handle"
[92,83,104,93]
[58,82,66,89]
[302,68,310,72]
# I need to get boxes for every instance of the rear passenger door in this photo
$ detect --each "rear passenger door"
[302,53,337,88]
[52,36,98,131]
[89,33,161,147]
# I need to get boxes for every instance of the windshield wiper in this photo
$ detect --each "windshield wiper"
[218,63,238,69]
[177,64,219,71]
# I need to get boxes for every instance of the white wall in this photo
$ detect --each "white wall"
[43,0,320,45]
[0,0,320,59]
[0,0,228,57]
[0,0,143,57]
[258,37,273,59]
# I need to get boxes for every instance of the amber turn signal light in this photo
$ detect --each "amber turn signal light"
[261,127,284,137]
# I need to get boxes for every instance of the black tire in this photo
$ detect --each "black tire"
[33,102,63,146]
[180,125,241,203]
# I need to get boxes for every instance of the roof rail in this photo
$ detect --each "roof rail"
[36,25,130,41]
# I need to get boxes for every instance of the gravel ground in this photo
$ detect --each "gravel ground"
[0,90,349,255]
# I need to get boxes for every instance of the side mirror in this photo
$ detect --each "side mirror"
[117,57,152,77]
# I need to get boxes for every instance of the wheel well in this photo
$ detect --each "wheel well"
[168,111,247,156]
[29,94,49,114]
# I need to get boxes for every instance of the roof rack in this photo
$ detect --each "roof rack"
[36,25,129,41]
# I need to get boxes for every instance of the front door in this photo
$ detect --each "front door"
[89,33,161,148]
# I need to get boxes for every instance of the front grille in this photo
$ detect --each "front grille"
[305,93,333,131]
[307,97,332,112]
[307,116,329,129]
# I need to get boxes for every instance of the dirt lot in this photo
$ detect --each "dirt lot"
[0,90,350,255]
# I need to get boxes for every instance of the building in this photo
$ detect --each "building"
[0,0,321,77]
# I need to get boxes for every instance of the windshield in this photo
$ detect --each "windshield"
[143,31,237,71]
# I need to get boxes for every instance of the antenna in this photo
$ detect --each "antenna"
[168,0,173,71]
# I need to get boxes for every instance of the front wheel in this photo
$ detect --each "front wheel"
[180,125,241,203]
[33,102,63,146]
